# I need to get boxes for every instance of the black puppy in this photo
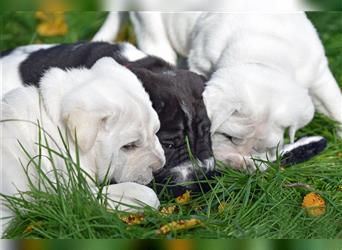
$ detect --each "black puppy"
[126,58,216,195]
[2,42,216,196]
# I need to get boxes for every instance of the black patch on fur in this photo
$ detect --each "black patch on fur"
[280,137,327,166]
[19,42,127,86]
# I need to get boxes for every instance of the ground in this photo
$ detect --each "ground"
[0,12,341,239]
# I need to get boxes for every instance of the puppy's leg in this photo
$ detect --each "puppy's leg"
[310,68,342,136]
[98,182,160,212]
[130,12,177,64]
[92,12,123,42]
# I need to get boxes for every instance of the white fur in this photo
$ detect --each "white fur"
[1,44,55,97]
[120,42,147,61]
[97,0,315,11]
[95,12,342,171]
[0,58,165,236]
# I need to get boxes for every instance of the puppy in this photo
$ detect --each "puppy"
[1,58,165,236]
[1,42,214,195]
[94,12,342,171]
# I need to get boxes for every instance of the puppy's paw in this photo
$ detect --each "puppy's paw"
[104,182,160,212]
[280,136,327,167]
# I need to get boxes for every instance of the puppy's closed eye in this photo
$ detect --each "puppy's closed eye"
[218,133,244,146]
[122,141,139,152]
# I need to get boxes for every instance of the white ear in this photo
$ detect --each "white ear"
[62,100,120,152]
[203,87,237,133]
[63,109,102,152]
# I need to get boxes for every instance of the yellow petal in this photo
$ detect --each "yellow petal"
[302,192,326,217]
[160,205,179,216]
[119,214,144,225]
[175,191,191,204]
[156,218,202,235]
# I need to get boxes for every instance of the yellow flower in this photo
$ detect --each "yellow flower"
[302,192,326,217]
[35,1,69,37]
[119,214,144,225]
[156,218,202,235]
[175,191,191,204]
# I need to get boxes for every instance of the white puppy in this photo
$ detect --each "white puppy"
[94,12,341,171]
[0,58,165,236]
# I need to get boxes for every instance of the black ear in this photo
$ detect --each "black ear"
[128,56,174,72]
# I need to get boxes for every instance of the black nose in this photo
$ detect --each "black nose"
[153,162,221,197]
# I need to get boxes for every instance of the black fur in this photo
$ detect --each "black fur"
[127,62,215,196]
[19,42,126,86]
[11,42,215,195]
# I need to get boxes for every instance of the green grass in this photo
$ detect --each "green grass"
[1,12,342,239]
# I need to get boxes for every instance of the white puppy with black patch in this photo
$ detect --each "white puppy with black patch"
[94,12,342,171]
[0,57,165,236]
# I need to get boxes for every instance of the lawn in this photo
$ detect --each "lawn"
[0,12,341,239]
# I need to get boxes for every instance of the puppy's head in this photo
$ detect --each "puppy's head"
[203,65,315,172]
[127,57,215,196]
[48,58,165,184]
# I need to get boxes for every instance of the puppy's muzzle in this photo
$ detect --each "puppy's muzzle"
[153,157,220,197]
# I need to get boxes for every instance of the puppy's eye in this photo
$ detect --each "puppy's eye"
[162,141,174,149]
[122,142,138,151]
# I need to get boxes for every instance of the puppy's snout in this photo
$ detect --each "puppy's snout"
[149,154,166,172]
[198,157,216,172]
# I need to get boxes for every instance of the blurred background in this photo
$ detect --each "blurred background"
[0,0,342,11]
[1,239,342,250]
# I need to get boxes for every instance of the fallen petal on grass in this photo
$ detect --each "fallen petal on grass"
[119,214,144,225]
[175,191,191,204]
[160,205,179,216]
[156,218,202,235]
[302,192,326,217]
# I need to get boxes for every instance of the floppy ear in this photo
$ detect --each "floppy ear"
[63,109,104,152]
[62,98,120,152]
